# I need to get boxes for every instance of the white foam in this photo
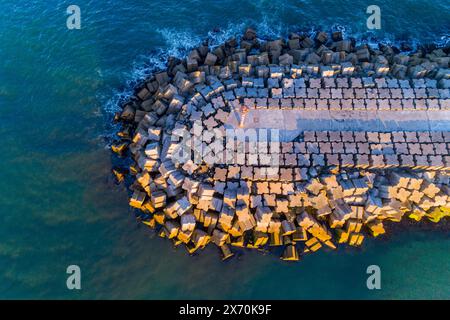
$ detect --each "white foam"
[102,22,449,144]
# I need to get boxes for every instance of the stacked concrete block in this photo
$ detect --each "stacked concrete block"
[114,28,450,261]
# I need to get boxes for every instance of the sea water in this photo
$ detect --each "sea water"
[0,0,449,299]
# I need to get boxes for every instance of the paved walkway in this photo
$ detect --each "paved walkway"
[226,109,450,141]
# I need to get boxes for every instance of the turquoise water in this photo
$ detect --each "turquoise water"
[0,0,449,299]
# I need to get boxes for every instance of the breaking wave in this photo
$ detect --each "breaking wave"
[101,19,449,144]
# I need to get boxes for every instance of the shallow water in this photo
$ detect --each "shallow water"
[0,0,449,299]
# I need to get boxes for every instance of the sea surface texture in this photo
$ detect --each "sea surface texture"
[0,0,449,299]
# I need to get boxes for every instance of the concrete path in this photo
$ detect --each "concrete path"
[225,109,450,141]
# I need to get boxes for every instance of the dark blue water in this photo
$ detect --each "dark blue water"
[0,0,449,299]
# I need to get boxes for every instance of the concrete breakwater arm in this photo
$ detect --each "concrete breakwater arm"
[112,28,450,261]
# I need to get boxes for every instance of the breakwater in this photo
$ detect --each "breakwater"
[111,28,449,261]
